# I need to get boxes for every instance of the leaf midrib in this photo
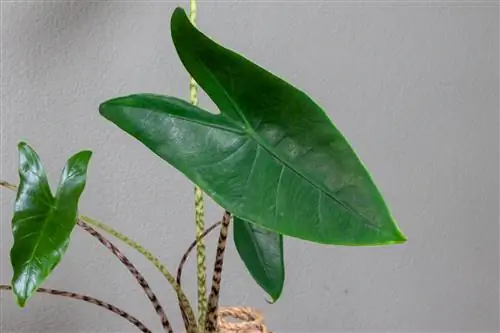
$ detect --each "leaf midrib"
[14,172,57,282]
[18,182,71,285]
[199,64,382,232]
[117,97,245,135]
[22,201,56,275]
[166,109,245,135]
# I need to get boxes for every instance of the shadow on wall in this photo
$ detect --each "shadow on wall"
[5,2,115,83]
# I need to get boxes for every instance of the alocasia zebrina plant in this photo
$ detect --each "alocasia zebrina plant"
[1,6,406,333]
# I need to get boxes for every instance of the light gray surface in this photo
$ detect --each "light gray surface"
[0,1,498,332]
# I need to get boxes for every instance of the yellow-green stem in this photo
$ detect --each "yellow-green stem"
[0,180,197,333]
[80,216,198,333]
[189,0,208,331]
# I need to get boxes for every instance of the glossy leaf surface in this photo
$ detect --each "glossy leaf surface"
[100,7,405,245]
[234,217,284,301]
[10,142,91,307]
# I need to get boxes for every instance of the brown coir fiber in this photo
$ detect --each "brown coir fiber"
[217,307,273,333]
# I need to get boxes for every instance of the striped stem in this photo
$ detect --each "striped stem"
[1,181,197,333]
[77,220,173,333]
[205,211,231,333]
[0,285,152,333]
[177,221,222,288]
[80,215,198,333]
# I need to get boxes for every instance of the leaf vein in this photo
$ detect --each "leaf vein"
[274,165,285,221]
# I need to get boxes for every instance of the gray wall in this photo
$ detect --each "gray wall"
[1,1,498,332]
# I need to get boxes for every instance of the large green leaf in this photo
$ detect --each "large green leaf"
[10,142,92,307]
[99,7,406,246]
[234,217,284,302]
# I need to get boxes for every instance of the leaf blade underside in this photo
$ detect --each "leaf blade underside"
[233,217,284,302]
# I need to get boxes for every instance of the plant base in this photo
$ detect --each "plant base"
[217,307,272,333]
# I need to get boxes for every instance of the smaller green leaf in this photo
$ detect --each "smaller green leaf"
[10,142,92,307]
[234,217,284,302]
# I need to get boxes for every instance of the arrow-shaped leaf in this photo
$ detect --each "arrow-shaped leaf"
[99,8,405,246]
[10,142,92,307]
[234,217,284,302]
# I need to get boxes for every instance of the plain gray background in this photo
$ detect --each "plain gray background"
[0,1,498,332]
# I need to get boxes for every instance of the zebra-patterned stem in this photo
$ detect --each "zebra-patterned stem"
[204,211,231,333]
[1,181,196,332]
[0,285,152,333]
[177,221,222,287]
[77,220,173,333]
[177,221,221,332]
[80,215,198,333]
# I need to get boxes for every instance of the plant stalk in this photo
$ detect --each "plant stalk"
[0,285,152,333]
[177,221,222,289]
[77,220,173,333]
[205,211,231,333]
[80,215,198,333]
[1,180,197,333]
[188,0,209,330]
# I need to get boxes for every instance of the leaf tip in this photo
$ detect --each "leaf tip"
[384,227,407,245]
[15,295,27,308]
[17,141,32,154]
[170,6,192,41]
[65,150,93,175]
[390,216,407,244]
[173,6,186,15]
[77,150,93,162]
[267,282,284,304]
[171,6,188,24]
[11,280,31,308]
[99,101,121,124]
[99,96,133,120]
[394,230,407,244]
[98,100,113,117]
[265,295,279,304]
